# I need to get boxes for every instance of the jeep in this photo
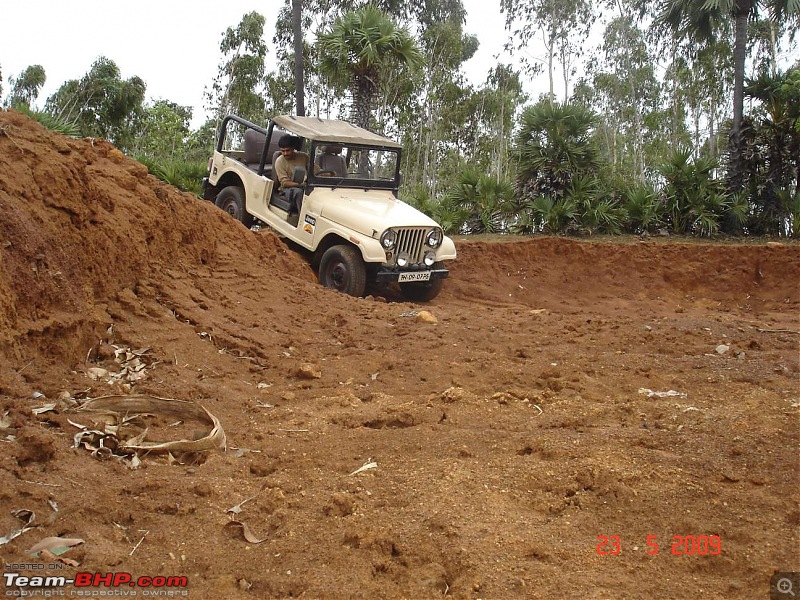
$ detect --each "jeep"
[202,115,456,301]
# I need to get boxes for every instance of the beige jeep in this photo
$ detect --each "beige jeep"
[202,115,456,301]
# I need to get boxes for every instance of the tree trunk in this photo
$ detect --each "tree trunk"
[546,30,555,103]
[731,6,748,135]
[292,0,305,117]
[351,76,375,131]
[727,1,751,193]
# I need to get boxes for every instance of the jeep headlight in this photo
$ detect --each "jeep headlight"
[426,228,443,248]
[423,251,436,267]
[396,252,410,268]
[380,229,397,250]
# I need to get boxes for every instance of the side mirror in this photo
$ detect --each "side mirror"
[292,166,306,185]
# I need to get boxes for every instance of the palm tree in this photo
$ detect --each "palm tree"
[514,101,601,204]
[442,169,516,234]
[658,147,742,236]
[623,183,665,233]
[743,68,800,233]
[657,0,800,191]
[317,6,422,130]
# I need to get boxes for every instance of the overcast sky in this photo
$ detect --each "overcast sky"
[0,0,542,128]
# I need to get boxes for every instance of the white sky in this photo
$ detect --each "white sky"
[0,0,549,128]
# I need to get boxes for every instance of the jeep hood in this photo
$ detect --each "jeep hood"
[318,191,439,237]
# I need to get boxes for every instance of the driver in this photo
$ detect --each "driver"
[274,134,319,215]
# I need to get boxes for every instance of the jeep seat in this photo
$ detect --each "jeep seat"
[243,129,282,176]
[316,145,347,178]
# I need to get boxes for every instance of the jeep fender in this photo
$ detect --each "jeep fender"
[313,223,386,264]
[438,236,457,261]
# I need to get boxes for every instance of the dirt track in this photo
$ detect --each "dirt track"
[0,110,798,599]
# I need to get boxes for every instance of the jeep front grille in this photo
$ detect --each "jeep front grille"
[394,227,426,264]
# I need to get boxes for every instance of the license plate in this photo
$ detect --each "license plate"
[398,271,431,283]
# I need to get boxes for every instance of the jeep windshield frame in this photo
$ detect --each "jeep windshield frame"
[308,141,401,191]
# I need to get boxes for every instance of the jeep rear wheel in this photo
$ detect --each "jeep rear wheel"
[318,245,366,297]
[215,186,253,228]
[399,262,444,302]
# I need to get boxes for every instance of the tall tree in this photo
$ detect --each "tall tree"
[656,0,800,191]
[457,65,527,183]
[45,57,145,151]
[501,0,594,102]
[292,0,305,116]
[4,65,46,108]
[588,15,662,182]
[207,11,268,124]
[317,6,422,130]
[399,14,477,195]
[660,38,732,159]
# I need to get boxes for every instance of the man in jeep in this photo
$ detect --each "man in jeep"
[274,134,308,215]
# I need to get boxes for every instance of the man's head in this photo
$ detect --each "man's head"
[278,134,303,158]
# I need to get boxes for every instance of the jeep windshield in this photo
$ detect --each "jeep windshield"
[309,143,400,190]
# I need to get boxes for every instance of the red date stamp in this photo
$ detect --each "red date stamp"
[596,534,722,556]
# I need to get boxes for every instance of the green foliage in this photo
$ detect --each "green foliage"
[501,0,594,98]
[15,104,80,137]
[659,147,733,236]
[514,101,601,203]
[394,6,513,200]
[441,169,516,234]
[623,183,664,233]
[515,195,577,234]
[44,57,145,151]
[403,182,467,234]
[137,156,207,195]
[4,65,46,108]
[583,16,663,183]
[131,100,193,160]
[740,67,800,235]
[569,175,626,235]
[787,188,800,237]
[655,0,800,191]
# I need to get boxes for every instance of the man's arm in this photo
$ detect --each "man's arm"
[274,156,295,189]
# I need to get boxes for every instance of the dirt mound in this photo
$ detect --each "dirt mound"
[0,110,798,600]
[447,236,799,313]
[0,110,305,387]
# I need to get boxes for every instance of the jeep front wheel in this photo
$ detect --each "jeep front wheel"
[318,245,366,297]
[215,186,253,228]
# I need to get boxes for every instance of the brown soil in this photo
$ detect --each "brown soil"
[0,109,798,599]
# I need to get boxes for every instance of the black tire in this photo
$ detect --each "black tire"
[399,262,444,302]
[215,186,253,228]
[318,245,367,297]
